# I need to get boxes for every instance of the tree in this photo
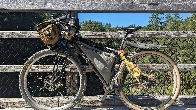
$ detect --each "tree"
[80,20,104,32]
[163,13,182,31]
[146,13,164,31]
[185,13,196,31]
[105,23,111,32]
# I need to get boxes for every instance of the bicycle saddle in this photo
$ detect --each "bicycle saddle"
[120,26,142,34]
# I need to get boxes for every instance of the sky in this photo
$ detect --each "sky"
[78,13,192,27]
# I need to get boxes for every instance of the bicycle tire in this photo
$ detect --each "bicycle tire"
[118,50,180,110]
[19,49,86,110]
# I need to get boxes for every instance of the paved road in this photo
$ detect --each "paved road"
[2,105,196,110]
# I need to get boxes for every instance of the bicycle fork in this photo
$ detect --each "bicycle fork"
[118,50,155,89]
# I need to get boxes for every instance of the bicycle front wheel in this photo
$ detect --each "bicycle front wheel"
[118,50,180,110]
[19,49,86,110]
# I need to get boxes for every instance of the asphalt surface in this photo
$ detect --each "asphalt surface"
[2,105,196,110]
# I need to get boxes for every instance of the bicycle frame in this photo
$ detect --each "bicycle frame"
[69,36,135,93]
[70,32,167,93]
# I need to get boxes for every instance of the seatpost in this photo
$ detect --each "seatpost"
[65,11,80,30]
[119,30,129,50]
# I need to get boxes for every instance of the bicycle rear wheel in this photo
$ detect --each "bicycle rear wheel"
[19,49,86,110]
[118,50,180,110]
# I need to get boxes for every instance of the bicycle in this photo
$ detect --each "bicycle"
[19,12,180,110]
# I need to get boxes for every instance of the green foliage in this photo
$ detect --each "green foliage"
[80,20,138,32]
[0,12,50,31]
[142,13,196,31]
[105,23,111,32]
[162,13,183,31]
[80,20,104,32]
[184,14,196,31]
[145,13,164,31]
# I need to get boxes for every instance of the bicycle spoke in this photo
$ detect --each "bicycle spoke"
[119,51,180,110]
[20,49,85,110]
[53,52,60,73]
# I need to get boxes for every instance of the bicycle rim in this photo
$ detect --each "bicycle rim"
[118,50,180,110]
[19,49,86,110]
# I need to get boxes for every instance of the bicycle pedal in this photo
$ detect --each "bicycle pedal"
[139,83,147,89]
